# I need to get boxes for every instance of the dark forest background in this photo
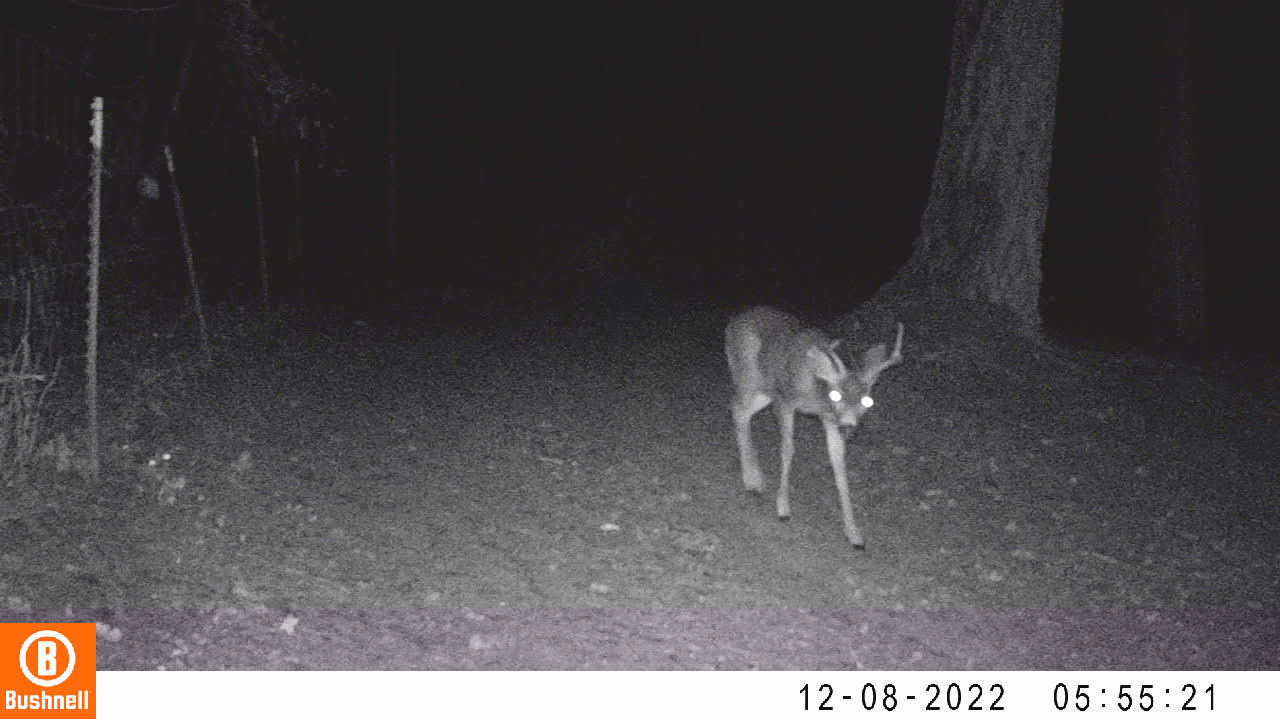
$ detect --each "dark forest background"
[2,1,1277,349]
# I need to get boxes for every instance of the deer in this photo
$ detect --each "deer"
[724,306,904,549]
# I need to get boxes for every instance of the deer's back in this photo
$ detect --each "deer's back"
[726,307,828,401]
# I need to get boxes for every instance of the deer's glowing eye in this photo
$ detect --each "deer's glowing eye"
[860,395,874,409]
[827,389,842,403]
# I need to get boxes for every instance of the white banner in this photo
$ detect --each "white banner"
[80,671,1276,720]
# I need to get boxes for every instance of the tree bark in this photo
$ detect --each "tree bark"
[901,0,1062,336]
[1146,0,1204,345]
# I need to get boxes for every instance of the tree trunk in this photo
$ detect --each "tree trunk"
[385,21,400,302]
[1146,0,1204,345]
[901,0,1062,336]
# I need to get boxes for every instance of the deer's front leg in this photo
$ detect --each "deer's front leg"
[732,393,770,493]
[776,406,796,520]
[822,418,864,549]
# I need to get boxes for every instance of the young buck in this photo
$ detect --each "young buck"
[725,307,904,549]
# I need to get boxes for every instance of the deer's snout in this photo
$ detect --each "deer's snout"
[833,407,859,431]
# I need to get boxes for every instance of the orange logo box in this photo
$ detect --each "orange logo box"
[0,624,96,719]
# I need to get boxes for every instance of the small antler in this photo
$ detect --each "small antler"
[858,322,905,386]
[884,322,904,368]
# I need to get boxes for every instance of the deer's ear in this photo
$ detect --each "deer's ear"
[828,338,842,352]
[862,343,887,368]
[807,346,846,383]
[859,343,888,385]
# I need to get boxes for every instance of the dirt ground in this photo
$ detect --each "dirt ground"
[2,296,1277,670]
